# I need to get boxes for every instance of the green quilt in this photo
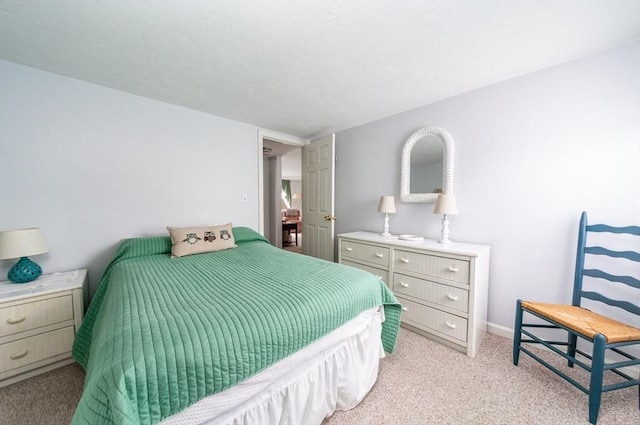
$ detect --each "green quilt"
[72,227,401,425]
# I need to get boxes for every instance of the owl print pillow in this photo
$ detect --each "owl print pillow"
[167,223,237,258]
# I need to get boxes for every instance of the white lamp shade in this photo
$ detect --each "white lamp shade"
[377,196,397,214]
[0,228,49,260]
[433,194,459,215]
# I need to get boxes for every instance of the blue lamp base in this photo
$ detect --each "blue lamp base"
[7,257,42,283]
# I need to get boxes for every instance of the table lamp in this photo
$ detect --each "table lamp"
[292,192,301,209]
[0,228,49,283]
[433,194,459,244]
[377,196,397,237]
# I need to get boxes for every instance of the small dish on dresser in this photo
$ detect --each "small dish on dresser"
[398,234,424,242]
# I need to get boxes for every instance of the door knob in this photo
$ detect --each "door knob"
[323,215,337,221]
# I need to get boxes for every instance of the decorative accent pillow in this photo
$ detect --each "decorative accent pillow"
[167,223,237,258]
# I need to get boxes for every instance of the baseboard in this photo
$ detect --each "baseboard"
[487,322,513,340]
[487,321,640,379]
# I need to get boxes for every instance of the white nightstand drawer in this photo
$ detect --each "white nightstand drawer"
[341,260,389,286]
[0,295,74,337]
[0,326,75,374]
[0,270,87,387]
[393,273,469,313]
[341,240,390,267]
[398,297,468,343]
[394,250,470,284]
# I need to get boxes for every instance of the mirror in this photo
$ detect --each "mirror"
[400,126,454,203]
[409,135,443,193]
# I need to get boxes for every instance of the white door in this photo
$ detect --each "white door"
[302,134,335,261]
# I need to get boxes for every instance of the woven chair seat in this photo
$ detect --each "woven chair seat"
[521,301,640,343]
[514,213,640,424]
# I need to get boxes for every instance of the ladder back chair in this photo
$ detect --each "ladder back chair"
[513,211,640,424]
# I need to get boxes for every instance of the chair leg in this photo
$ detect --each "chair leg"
[588,335,606,425]
[567,332,578,368]
[513,299,524,365]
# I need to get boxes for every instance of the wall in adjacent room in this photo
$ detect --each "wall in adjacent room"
[0,60,260,296]
[334,41,640,334]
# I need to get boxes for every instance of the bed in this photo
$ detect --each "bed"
[71,226,401,424]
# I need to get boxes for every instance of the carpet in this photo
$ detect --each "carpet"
[1,328,637,424]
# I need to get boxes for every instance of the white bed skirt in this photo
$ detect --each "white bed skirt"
[160,306,385,425]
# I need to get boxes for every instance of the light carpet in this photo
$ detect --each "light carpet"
[1,328,637,424]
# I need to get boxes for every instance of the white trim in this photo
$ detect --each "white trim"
[487,322,513,339]
[257,129,308,235]
[260,129,308,146]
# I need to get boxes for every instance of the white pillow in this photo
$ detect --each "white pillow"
[167,223,236,258]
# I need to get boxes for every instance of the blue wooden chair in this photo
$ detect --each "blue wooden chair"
[513,211,640,424]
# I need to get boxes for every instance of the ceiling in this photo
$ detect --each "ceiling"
[1,1,639,139]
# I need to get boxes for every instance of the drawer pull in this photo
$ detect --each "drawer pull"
[375,253,384,258]
[7,316,26,325]
[345,247,353,252]
[445,321,457,329]
[10,350,29,360]
[446,294,458,301]
[400,258,410,264]
[448,265,459,272]
[400,281,409,288]
[402,305,408,311]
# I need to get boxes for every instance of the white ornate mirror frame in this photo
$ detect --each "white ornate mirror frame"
[400,126,455,203]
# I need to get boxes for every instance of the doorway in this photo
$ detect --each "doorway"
[258,130,335,260]
[258,130,306,251]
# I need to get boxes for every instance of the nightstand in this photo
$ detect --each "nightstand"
[0,269,87,387]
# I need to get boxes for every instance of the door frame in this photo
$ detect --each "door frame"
[257,129,308,236]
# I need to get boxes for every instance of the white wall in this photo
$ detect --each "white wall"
[0,60,260,296]
[282,148,302,180]
[266,155,283,247]
[262,156,272,242]
[1,41,638,331]
[290,180,302,210]
[335,41,640,333]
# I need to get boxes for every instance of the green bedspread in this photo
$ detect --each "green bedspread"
[72,227,400,425]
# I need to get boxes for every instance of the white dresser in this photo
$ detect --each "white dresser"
[338,232,490,357]
[0,269,87,387]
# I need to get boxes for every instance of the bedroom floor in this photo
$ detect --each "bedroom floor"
[283,232,302,254]
[2,329,637,425]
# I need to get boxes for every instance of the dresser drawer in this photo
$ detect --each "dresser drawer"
[341,260,389,286]
[338,232,489,357]
[0,326,75,374]
[341,240,390,268]
[394,250,470,284]
[393,273,468,313]
[398,297,468,343]
[0,295,74,337]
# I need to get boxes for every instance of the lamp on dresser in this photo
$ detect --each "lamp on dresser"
[0,227,49,283]
[433,193,459,244]
[377,196,397,237]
